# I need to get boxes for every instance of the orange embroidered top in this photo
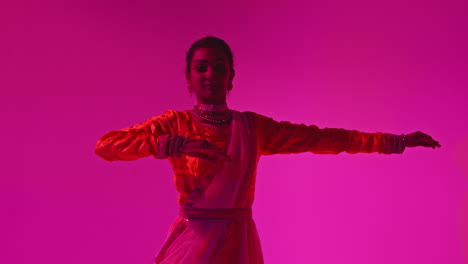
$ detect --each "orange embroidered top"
[95,110,396,204]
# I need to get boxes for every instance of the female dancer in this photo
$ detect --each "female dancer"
[95,36,441,264]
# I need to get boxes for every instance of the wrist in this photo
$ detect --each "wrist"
[394,134,406,153]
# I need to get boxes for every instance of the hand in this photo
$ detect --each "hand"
[180,139,231,162]
[405,131,441,149]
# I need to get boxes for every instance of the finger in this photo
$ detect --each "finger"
[200,140,214,148]
[184,151,227,163]
[421,134,441,148]
[183,145,229,157]
[200,145,224,151]
[187,152,217,162]
[431,140,441,148]
[184,139,210,147]
[198,153,218,162]
[207,150,231,158]
[430,139,441,148]
[185,140,222,151]
[419,137,437,148]
[206,151,232,161]
[186,142,230,157]
[182,143,221,153]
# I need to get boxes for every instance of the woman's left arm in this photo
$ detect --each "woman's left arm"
[253,113,441,156]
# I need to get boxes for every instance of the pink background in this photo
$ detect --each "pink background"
[2,0,468,263]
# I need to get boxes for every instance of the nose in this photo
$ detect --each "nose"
[204,66,213,79]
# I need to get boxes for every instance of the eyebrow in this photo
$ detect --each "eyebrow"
[194,59,225,63]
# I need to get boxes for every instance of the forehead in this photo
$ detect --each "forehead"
[192,47,228,63]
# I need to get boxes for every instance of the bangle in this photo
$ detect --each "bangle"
[395,134,406,154]
[156,135,170,159]
[169,136,186,158]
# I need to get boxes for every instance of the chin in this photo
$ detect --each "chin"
[201,96,226,104]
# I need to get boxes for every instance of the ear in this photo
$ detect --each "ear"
[228,70,235,91]
[185,72,193,93]
[185,72,191,84]
[230,69,235,81]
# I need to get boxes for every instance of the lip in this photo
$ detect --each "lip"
[203,84,219,88]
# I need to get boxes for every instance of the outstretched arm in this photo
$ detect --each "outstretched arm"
[253,113,441,155]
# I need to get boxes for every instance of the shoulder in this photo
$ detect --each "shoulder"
[238,110,261,117]
[147,109,191,121]
[136,110,191,131]
[234,110,256,120]
[238,111,276,123]
[142,110,193,133]
[236,111,280,130]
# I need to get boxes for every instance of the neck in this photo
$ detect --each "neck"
[196,96,227,106]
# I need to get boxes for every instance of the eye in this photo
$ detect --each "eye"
[214,64,226,74]
[195,64,207,73]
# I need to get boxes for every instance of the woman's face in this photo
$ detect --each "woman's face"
[186,47,235,105]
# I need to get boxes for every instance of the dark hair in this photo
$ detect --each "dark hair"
[185,36,234,75]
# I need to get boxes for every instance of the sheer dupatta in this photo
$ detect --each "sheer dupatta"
[155,111,264,264]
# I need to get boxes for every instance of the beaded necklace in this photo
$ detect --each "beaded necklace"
[192,104,232,127]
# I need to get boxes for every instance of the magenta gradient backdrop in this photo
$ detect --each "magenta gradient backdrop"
[2,1,468,263]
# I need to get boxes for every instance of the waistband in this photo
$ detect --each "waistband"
[180,207,252,220]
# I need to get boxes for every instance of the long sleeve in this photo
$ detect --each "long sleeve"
[253,112,403,156]
[95,110,178,161]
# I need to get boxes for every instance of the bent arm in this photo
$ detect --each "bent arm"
[95,110,177,161]
[254,113,404,155]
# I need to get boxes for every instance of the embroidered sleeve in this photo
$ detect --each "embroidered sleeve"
[95,110,179,161]
[253,112,406,155]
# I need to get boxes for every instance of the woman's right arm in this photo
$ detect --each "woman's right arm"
[94,110,177,161]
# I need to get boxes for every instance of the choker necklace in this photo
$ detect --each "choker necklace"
[197,104,228,112]
[192,104,232,126]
